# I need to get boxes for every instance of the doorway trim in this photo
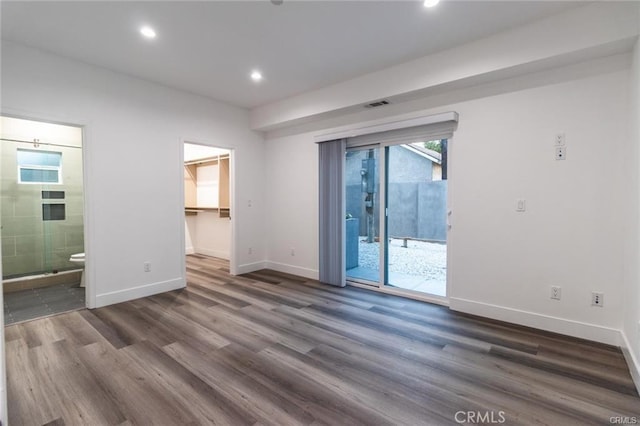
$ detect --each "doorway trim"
[344,140,452,306]
[379,138,453,305]
[1,108,94,308]
[179,138,237,281]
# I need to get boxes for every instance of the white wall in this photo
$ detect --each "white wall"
[188,212,232,260]
[446,72,627,344]
[183,143,229,162]
[196,163,220,207]
[265,135,318,278]
[264,68,629,346]
[1,115,82,146]
[0,260,5,426]
[622,33,640,389]
[185,216,196,254]
[1,41,266,307]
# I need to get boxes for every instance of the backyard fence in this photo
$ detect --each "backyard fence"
[346,180,447,243]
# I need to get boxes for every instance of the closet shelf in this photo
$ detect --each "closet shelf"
[185,207,231,218]
[185,206,220,211]
[184,153,230,218]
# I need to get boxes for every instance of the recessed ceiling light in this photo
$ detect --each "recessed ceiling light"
[423,0,440,7]
[140,26,156,39]
[250,70,263,82]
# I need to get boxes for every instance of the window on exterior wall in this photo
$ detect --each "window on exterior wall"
[17,149,62,184]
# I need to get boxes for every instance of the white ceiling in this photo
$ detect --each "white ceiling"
[1,1,582,109]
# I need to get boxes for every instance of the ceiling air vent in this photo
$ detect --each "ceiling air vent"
[364,100,390,108]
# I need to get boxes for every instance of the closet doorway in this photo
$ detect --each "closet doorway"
[183,142,232,266]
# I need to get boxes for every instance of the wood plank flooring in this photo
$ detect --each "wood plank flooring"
[6,254,640,425]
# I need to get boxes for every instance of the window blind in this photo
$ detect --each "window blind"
[318,138,346,287]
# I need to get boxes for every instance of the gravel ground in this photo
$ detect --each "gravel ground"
[358,238,446,282]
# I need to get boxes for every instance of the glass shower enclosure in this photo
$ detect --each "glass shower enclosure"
[1,116,85,324]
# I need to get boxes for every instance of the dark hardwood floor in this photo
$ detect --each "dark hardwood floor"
[6,254,640,425]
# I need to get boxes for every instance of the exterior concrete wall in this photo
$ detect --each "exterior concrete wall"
[418,181,447,241]
[346,145,444,240]
[387,183,418,238]
[387,181,447,241]
[389,145,433,183]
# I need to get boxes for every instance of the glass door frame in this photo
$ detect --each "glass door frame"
[345,140,452,304]
[344,144,382,288]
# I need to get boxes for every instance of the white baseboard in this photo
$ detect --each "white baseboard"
[236,261,267,275]
[449,297,621,346]
[95,277,185,308]
[185,246,195,255]
[620,330,640,395]
[265,261,319,280]
[194,248,229,260]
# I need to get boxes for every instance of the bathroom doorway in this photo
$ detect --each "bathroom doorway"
[1,116,86,324]
[183,142,232,269]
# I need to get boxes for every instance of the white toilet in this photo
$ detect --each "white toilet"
[69,252,85,288]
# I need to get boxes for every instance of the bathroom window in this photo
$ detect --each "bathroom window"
[17,149,62,184]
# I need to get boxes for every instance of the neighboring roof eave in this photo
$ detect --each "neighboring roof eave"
[401,144,442,164]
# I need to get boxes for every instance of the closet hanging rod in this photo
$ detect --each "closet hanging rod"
[0,137,81,149]
[184,154,229,166]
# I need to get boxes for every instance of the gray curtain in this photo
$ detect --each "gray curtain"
[318,139,346,287]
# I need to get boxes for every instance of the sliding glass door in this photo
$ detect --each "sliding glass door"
[384,143,448,297]
[344,140,448,298]
[345,146,381,285]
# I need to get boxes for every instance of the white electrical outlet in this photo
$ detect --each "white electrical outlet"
[555,146,566,160]
[144,262,151,272]
[248,247,253,255]
[591,292,604,307]
[516,199,526,212]
[555,133,566,146]
[290,248,296,256]
[551,286,561,300]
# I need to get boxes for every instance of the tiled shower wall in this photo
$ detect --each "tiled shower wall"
[1,141,84,278]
